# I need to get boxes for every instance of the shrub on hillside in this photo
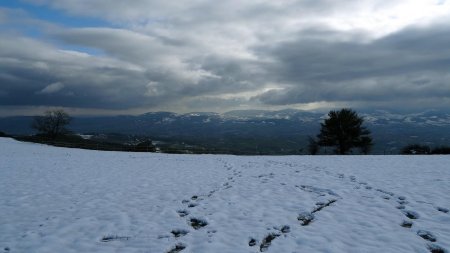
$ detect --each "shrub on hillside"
[431,146,450,155]
[135,140,156,152]
[401,144,431,155]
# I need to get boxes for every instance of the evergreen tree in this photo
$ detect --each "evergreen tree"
[307,136,319,155]
[317,108,372,155]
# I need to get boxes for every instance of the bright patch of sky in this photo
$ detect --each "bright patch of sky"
[1,0,110,55]
[1,0,109,28]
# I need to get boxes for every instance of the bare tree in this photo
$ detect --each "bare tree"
[32,110,72,139]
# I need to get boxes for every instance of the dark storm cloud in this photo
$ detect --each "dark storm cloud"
[254,24,450,106]
[0,34,154,109]
[1,1,450,114]
[0,27,260,110]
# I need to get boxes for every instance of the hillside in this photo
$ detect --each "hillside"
[1,109,450,154]
[0,137,449,252]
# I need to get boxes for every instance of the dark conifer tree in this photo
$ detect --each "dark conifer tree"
[317,108,372,155]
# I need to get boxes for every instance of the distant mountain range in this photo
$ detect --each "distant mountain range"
[1,109,450,154]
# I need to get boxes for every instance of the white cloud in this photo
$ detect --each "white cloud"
[1,1,450,114]
[37,82,64,94]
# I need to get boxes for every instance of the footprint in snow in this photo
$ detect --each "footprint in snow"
[437,207,449,213]
[272,225,291,233]
[171,229,189,238]
[177,210,189,217]
[259,233,281,252]
[313,199,337,213]
[298,212,314,226]
[189,218,208,229]
[402,210,420,219]
[251,225,290,250]
[376,189,395,196]
[417,230,437,242]
[400,220,413,228]
[398,199,409,205]
[427,244,447,253]
[280,225,290,233]
[207,230,216,238]
[351,183,446,253]
[207,190,216,197]
[166,243,186,253]
[100,235,130,242]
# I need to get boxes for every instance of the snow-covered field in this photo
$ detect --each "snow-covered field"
[1,137,449,253]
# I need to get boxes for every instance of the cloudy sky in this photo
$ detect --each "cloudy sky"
[1,0,450,116]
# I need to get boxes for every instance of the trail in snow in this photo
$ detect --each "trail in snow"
[0,137,449,253]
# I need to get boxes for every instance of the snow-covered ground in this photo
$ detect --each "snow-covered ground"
[1,137,449,253]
